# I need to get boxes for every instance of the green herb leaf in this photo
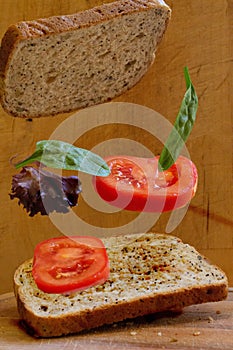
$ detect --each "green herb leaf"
[158,67,198,171]
[15,140,110,176]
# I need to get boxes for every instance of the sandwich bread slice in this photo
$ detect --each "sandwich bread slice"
[0,0,171,118]
[14,232,228,337]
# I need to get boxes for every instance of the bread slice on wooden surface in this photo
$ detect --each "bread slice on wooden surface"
[0,0,171,118]
[14,232,228,338]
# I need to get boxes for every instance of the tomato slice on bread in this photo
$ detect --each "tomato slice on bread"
[93,155,198,212]
[32,236,109,294]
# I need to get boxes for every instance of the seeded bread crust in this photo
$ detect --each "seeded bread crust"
[0,0,171,118]
[14,233,228,337]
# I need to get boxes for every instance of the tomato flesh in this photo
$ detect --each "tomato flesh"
[32,236,110,294]
[93,155,198,212]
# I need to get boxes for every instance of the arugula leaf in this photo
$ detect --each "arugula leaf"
[158,67,198,171]
[15,140,110,177]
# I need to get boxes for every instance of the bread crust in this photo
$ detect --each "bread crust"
[14,233,228,337]
[16,281,228,337]
[0,26,21,94]
[0,0,171,117]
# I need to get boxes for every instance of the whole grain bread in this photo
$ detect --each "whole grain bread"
[0,0,171,118]
[14,232,228,337]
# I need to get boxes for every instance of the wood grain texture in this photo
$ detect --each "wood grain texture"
[0,0,232,294]
[0,291,233,349]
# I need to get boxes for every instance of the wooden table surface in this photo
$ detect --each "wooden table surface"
[0,0,232,295]
[0,290,233,350]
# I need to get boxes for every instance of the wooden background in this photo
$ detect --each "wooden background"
[0,0,232,294]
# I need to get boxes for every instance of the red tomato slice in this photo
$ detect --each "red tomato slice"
[32,236,109,294]
[93,155,198,212]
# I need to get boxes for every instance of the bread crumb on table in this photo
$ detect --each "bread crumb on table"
[193,331,201,336]
[170,338,178,342]
[130,331,137,336]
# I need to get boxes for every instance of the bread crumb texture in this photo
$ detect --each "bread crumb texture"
[0,0,171,117]
[14,233,228,337]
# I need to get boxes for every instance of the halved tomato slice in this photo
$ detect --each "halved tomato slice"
[32,236,109,294]
[93,155,198,212]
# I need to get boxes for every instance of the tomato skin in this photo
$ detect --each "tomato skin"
[32,236,109,294]
[93,155,198,213]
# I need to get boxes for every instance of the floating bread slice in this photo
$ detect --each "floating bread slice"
[0,0,171,118]
[14,232,228,337]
